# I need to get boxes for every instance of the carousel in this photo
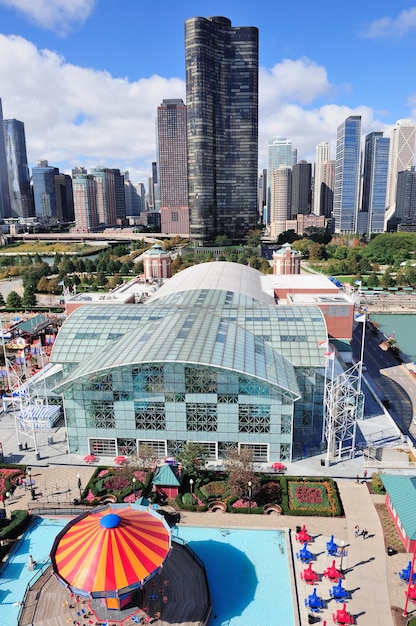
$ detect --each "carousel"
[50,504,171,615]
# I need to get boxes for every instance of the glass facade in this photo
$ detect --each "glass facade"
[3,118,34,218]
[362,132,390,234]
[333,116,361,233]
[52,264,328,462]
[186,16,258,245]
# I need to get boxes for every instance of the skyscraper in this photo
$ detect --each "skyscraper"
[267,138,297,221]
[157,99,189,234]
[313,142,330,215]
[90,167,117,227]
[291,161,311,217]
[55,173,74,223]
[395,168,416,227]
[111,169,126,224]
[3,117,34,219]
[72,173,98,232]
[0,98,11,219]
[186,16,258,245]
[320,160,335,218]
[333,116,361,233]
[362,132,390,234]
[32,160,59,223]
[270,166,292,239]
[386,119,416,213]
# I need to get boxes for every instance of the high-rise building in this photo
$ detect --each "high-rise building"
[0,98,11,219]
[157,99,189,234]
[72,174,98,232]
[362,132,390,234]
[313,142,330,215]
[333,116,362,233]
[55,173,74,223]
[90,167,117,227]
[386,119,416,213]
[291,161,311,217]
[3,118,34,219]
[186,16,258,245]
[320,160,335,218]
[394,167,416,226]
[32,160,59,223]
[267,138,296,221]
[270,166,292,239]
[111,169,126,224]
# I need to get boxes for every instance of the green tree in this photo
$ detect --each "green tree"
[214,234,228,246]
[0,292,5,307]
[366,272,379,288]
[177,442,208,481]
[22,285,37,308]
[224,448,259,500]
[6,291,23,308]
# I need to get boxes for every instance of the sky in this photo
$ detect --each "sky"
[0,0,416,185]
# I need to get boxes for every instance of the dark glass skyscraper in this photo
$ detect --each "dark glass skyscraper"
[3,117,34,219]
[362,132,389,234]
[185,16,258,245]
[0,98,11,218]
[333,116,361,233]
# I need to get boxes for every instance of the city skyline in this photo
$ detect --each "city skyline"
[0,1,416,183]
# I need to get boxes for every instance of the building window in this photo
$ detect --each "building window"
[87,401,115,428]
[218,394,238,403]
[138,439,166,459]
[280,414,291,434]
[114,390,133,401]
[172,212,179,222]
[279,443,291,461]
[239,376,269,396]
[165,392,185,402]
[186,403,217,432]
[117,438,136,456]
[89,438,117,456]
[238,404,270,433]
[185,366,217,393]
[87,374,113,391]
[133,366,164,393]
[135,402,166,430]
[239,443,268,463]
[218,441,238,458]
[192,441,218,460]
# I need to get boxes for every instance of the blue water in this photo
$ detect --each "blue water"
[371,313,416,362]
[0,520,294,626]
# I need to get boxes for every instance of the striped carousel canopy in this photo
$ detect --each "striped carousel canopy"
[50,505,171,597]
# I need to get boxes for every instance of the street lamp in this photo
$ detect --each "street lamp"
[189,478,194,510]
[77,473,82,499]
[248,481,252,513]
[340,540,347,574]
[132,477,137,500]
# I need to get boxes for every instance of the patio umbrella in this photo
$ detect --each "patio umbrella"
[51,504,171,599]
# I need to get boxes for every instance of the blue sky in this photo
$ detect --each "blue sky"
[0,0,415,184]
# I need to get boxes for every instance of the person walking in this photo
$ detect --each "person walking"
[362,528,368,539]
[354,525,360,538]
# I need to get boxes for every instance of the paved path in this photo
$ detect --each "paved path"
[6,470,412,625]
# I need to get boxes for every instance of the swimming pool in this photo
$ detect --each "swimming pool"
[0,519,295,626]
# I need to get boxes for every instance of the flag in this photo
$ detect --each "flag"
[354,280,362,286]
[355,314,365,323]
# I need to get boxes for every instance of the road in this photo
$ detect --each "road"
[351,321,414,436]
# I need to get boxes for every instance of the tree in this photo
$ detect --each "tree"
[22,285,37,308]
[6,291,22,309]
[177,442,207,480]
[214,234,228,246]
[223,448,259,499]
[0,292,5,307]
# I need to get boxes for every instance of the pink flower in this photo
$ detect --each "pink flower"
[85,489,96,502]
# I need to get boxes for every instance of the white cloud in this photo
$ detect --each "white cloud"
[0,34,397,184]
[0,0,97,35]
[362,7,416,39]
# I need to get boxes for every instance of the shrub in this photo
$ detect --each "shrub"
[371,473,386,495]
[0,509,30,540]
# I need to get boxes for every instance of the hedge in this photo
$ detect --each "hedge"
[0,509,30,540]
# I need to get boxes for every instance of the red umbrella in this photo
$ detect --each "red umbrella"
[51,505,171,599]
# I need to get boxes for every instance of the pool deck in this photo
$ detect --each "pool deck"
[4,467,412,626]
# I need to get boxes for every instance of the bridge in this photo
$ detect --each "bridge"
[9,231,189,244]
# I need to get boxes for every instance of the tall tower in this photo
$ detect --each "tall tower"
[32,160,59,223]
[313,142,330,215]
[291,161,311,217]
[267,138,296,221]
[186,16,258,245]
[55,173,74,222]
[3,118,34,219]
[270,166,292,239]
[386,119,416,213]
[333,116,361,233]
[395,168,416,227]
[362,132,390,234]
[111,169,126,224]
[0,98,11,218]
[157,99,189,234]
[320,160,335,218]
[72,173,98,232]
[90,167,117,227]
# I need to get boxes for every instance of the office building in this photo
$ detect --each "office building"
[186,16,258,245]
[32,160,59,223]
[270,166,291,239]
[313,142,330,215]
[3,117,34,219]
[72,173,98,232]
[291,161,311,217]
[320,161,335,219]
[395,168,416,226]
[157,99,189,234]
[362,132,390,234]
[51,262,328,462]
[90,167,117,227]
[333,116,361,233]
[111,169,126,225]
[267,138,297,221]
[55,173,74,223]
[386,119,416,214]
[0,98,11,218]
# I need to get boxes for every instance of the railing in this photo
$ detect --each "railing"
[17,562,51,625]
[365,460,416,470]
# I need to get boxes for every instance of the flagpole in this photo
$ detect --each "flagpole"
[357,313,366,394]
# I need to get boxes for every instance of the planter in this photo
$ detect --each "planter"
[208,501,227,513]
[262,503,282,515]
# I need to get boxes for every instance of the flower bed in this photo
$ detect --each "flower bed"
[287,479,341,516]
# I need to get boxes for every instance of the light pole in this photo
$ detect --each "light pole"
[132,477,137,500]
[189,478,194,510]
[248,480,252,513]
[77,473,82,499]
[340,540,346,574]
